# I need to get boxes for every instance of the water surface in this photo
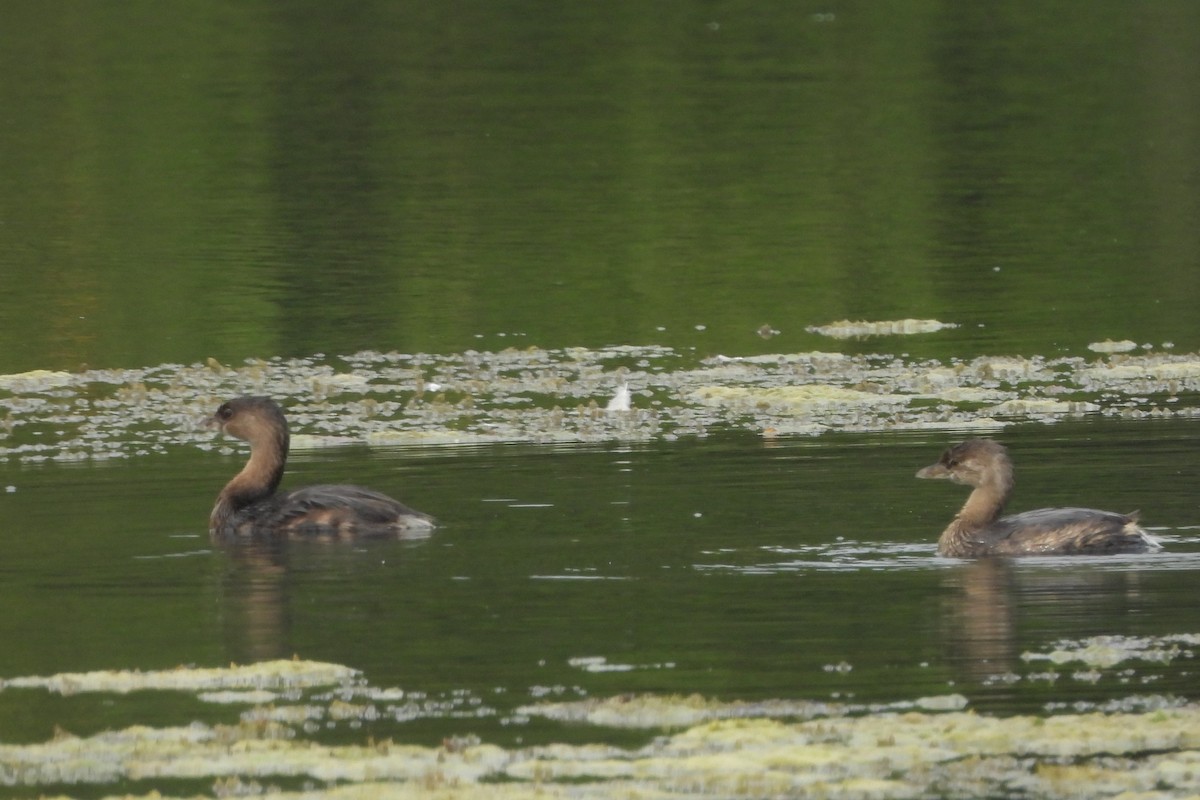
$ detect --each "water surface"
[3,421,1198,723]
[1,2,1198,370]
[2,1,1200,796]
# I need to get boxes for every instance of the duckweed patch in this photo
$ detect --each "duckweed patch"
[3,661,1200,798]
[3,344,1200,462]
[515,692,969,729]
[0,659,358,696]
[805,318,960,338]
[1021,634,1200,669]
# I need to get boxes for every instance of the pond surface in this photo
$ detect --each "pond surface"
[6,417,1200,717]
[3,412,1200,796]
[2,1,1200,797]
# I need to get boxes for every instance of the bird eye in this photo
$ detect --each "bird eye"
[218,405,233,420]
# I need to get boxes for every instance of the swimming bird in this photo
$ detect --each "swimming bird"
[916,438,1157,557]
[208,396,435,539]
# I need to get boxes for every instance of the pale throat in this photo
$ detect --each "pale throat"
[234,444,284,495]
[956,472,1013,526]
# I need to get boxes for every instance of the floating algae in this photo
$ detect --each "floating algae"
[2,344,1200,461]
[690,384,910,412]
[806,319,959,338]
[1020,634,1200,669]
[0,659,359,696]
[1088,339,1139,353]
[986,398,1101,417]
[0,369,74,392]
[199,690,287,705]
[503,710,1200,797]
[2,660,1200,797]
[515,692,968,729]
[4,686,1200,797]
[1079,356,1200,385]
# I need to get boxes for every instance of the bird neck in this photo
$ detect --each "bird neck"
[938,464,1014,556]
[958,481,1009,527]
[211,426,288,531]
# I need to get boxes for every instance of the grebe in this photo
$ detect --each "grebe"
[916,438,1157,557]
[207,396,435,538]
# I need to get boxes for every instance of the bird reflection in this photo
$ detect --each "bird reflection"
[942,558,1152,686]
[218,540,293,662]
[941,559,1017,682]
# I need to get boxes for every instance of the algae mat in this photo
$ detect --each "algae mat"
[2,659,1200,798]
[4,341,1200,462]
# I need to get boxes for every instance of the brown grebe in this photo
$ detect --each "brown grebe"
[916,438,1157,557]
[208,396,435,538]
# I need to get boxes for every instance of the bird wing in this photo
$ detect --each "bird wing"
[980,507,1146,555]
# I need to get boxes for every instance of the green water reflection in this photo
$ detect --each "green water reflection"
[1,2,1198,371]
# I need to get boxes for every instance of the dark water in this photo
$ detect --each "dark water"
[2,1,1200,795]
[2,419,1199,746]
